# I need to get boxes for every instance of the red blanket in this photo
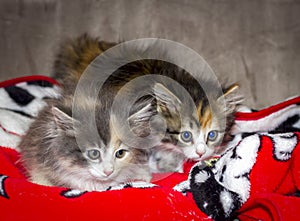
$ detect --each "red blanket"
[0,76,299,220]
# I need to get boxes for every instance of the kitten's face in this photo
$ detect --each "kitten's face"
[153,103,225,162]
[52,107,150,190]
[79,132,148,183]
[175,109,225,160]
[81,140,133,181]
[129,83,239,163]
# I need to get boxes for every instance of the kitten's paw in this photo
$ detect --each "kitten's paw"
[149,150,185,173]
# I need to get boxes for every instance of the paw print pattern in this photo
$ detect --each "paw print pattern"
[60,189,87,198]
[173,180,190,194]
[60,181,157,198]
[189,167,242,221]
[106,181,157,191]
[212,134,261,202]
[194,169,211,184]
[269,133,298,161]
[0,174,9,199]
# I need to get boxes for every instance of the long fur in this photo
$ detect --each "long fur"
[51,34,242,170]
[19,34,242,191]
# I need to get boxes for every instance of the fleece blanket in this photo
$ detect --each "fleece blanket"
[0,76,299,221]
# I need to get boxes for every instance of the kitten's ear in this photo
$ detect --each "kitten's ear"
[153,83,182,116]
[127,103,155,136]
[51,107,75,135]
[218,84,243,114]
[128,103,154,123]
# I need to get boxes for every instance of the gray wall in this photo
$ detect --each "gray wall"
[0,0,299,108]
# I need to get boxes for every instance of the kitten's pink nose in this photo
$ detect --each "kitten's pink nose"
[196,150,204,158]
[103,169,113,176]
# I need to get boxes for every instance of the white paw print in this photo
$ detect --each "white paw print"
[173,180,190,194]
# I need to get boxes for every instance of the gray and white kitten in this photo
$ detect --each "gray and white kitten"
[18,41,151,192]
[19,93,151,191]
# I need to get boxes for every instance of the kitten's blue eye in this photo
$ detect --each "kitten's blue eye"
[180,131,193,143]
[207,130,218,142]
[87,149,101,160]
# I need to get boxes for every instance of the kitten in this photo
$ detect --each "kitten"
[51,34,241,173]
[18,38,151,191]
[128,77,241,173]
[19,95,151,191]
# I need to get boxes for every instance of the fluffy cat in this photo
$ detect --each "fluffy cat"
[127,73,240,172]
[51,34,242,173]
[18,37,151,191]
[19,94,151,191]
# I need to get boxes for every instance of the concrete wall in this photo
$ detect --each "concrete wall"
[0,0,299,108]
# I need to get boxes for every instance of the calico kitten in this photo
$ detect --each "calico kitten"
[50,34,242,173]
[128,75,240,172]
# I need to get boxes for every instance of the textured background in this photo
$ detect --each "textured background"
[0,0,299,108]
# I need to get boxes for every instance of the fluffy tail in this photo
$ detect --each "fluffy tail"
[52,34,116,85]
